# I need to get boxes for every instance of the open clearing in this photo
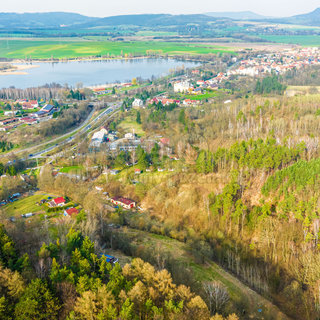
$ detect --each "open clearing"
[2,192,58,217]
[118,117,145,136]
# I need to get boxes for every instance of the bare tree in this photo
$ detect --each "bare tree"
[203,281,229,314]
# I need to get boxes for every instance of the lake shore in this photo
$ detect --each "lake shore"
[0,64,40,75]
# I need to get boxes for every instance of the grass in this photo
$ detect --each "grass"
[0,39,234,59]
[285,85,320,96]
[3,192,57,217]
[59,165,83,174]
[118,117,145,136]
[258,34,320,46]
[179,90,218,101]
[119,227,287,319]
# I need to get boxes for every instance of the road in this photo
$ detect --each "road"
[4,101,121,160]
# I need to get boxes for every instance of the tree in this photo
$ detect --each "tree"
[14,279,60,320]
[179,109,186,125]
[136,111,141,124]
[204,281,229,314]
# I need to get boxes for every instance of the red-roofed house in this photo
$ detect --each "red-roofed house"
[49,197,66,207]
[111,197,136,209]
[64,207,79,217]
[160,138,170,146]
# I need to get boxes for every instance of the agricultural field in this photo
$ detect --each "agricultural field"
[258,34,320,46]
[0,39,234,59]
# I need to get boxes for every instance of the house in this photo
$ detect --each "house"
[111,197,136,209]
[160,138,170,146]
[20,117,38,125]
[0,118,19,126]
[132,98,144,108]
[89,128,108,150]
[4,111,18,116]
[33,110,49,118]
[134,168,141,174]
[41,104,55,114]
[49,197,66,207]
[64,207,79,217]
[22,101,38,109]
[192,87,202,95]
[124,132,136,139]
[174,81,192,93]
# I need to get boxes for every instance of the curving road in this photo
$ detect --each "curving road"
[2,101,121,160]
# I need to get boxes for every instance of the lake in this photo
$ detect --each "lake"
[0,58,200,89]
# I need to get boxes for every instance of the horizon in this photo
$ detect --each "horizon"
[0,1,319,18]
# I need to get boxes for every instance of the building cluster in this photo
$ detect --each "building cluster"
[228,47,320,77]
[0,101,57,132]
[109,132,142,152]
[92,82,133,96]
[146,96,201,107]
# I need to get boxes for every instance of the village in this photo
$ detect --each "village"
[0,99,58,132]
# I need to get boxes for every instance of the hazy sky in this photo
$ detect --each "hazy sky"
[1,0,320,18]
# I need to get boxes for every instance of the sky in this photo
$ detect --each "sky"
[0,0,319,18]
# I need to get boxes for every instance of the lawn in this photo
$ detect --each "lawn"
[179,90,218,101]
[118,117,145,136]
[3,193,57,217]
[59,165,83,174]
[0,39,234,59]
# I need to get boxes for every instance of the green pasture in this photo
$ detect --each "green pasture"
[0,39,234,59]
[259,34,320,46]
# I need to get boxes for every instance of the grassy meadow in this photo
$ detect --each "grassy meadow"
[258,34,320,46]
[0,39,234,59]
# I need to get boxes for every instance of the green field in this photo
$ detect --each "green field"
[3,193,57,217]
[259,34,320,46]
[118,117,145,136]
[179,90,218,101]
[59,165,83,174]
[0,39,234,59]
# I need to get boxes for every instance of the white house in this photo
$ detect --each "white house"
[132,98,144,108]
[174,81,192,93]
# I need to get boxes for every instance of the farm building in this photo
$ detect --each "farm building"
[111,197,136,209]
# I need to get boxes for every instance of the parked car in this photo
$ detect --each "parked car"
[99,254,118,264]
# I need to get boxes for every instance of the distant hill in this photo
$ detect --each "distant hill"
[0,12,97,29]
[253,8,320,27]
[79,14,221,28]
[271,7,320,26]
[205,11,271,20]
